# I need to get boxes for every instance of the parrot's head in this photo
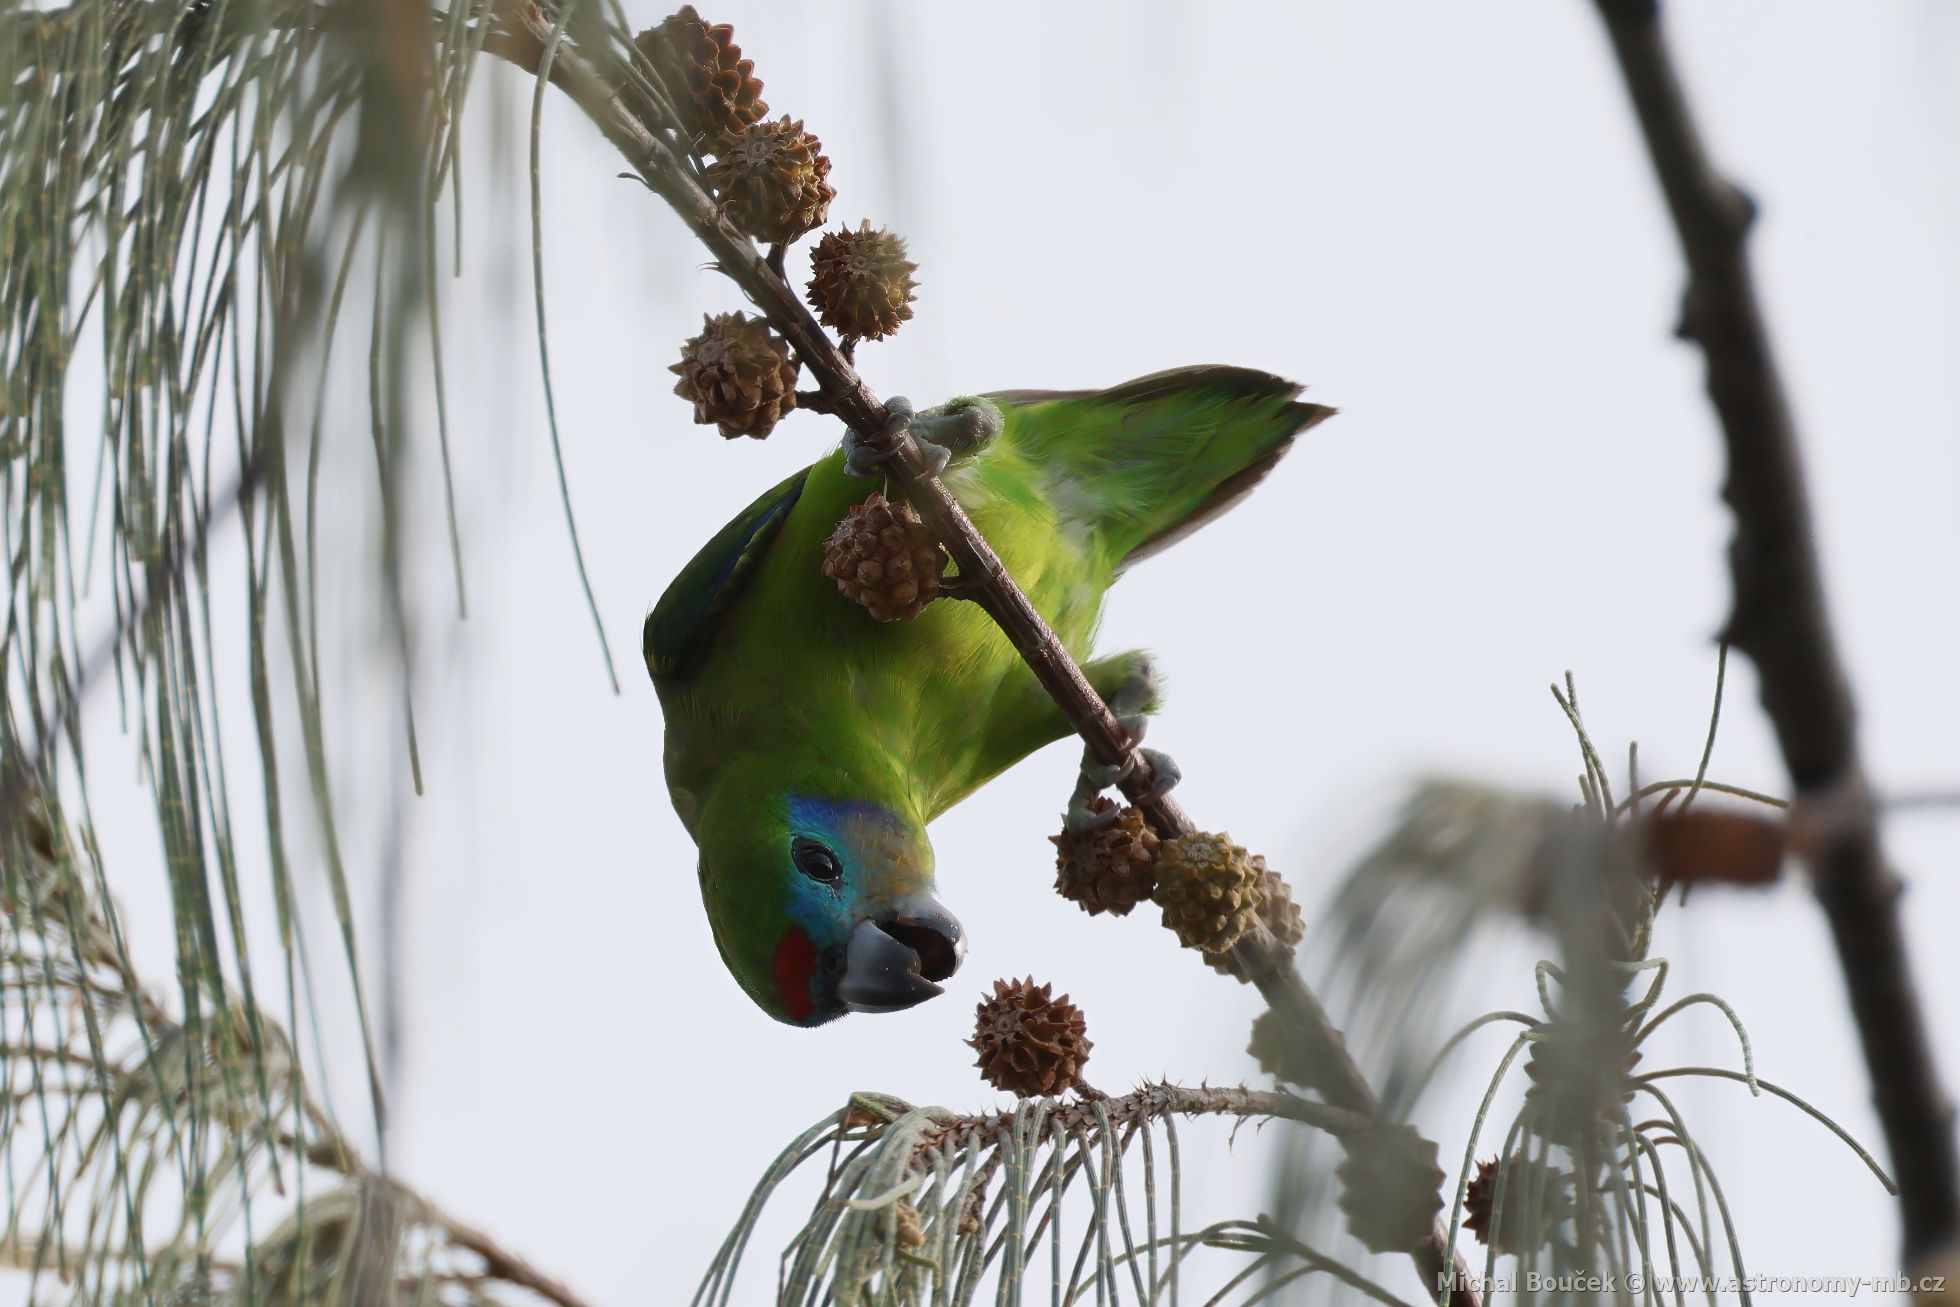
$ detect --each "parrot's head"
[694,784,965,1027]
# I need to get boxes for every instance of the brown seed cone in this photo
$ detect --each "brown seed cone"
[1335,1122,1445,1255]
[1204,859,1303,979]
[1052,799,1159,917]
[821,491,947,622]
[1246,1009,1316,1090]
[669,311,798,439]
[630,6,766,152]
[806,221,919,341]
[968,978,1092,1098]
[892,1200,926,1251]
[1463,1155,1572,1254]
[1152,831,1264,955]
[1462,1157,1503,1248]
[705,116,835,245]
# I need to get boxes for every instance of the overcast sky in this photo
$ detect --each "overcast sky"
[41,2,1960,1304]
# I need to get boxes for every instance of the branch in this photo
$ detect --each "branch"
[295,1124,595,1307]
[491,17,1482,1300]
[1593,0,1959,1267]
[915,1082,1374,1153]
[420,1197,595,1307]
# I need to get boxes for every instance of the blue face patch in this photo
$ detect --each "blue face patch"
[780,796,927,932]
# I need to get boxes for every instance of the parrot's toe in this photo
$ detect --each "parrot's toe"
[911,437,952,477]
[1134,747,1182,802]
[1078,748,1134,792]
[844,396,914,478]
[1065,782,1124,835]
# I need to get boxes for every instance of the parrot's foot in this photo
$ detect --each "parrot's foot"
[1132,747,1182,802]
[844,397,915,478]
[1064,652,1176,833]
[1063,746,1181,833]
[845,395,1001,480]
[911,396,1003,461]
[1104,652,1164,739]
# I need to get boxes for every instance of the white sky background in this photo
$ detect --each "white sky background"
[34,1,1960,1303]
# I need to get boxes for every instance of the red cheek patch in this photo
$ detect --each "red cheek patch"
[772,927,820,1023]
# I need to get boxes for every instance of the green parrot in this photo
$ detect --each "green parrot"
[645,366,1331,1026]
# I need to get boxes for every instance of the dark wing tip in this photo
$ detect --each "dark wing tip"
[1098,365,1306,407]
[987,365,1312,412]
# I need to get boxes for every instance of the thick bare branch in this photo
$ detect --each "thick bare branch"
[1593,0,1959,1268]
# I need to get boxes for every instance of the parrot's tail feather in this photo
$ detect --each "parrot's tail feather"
[991,365,1334,572]
[1117,426,1314,570]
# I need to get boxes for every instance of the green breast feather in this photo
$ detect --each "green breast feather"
[644,467,809,681]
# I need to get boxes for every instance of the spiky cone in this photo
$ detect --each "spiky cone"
[669,311,798,439]
[1463,1155,1572,1255]
[1246,1009,1317,1090]
[968,978,1092,1098]
[705,115,834,245]
[821,492,947,622]
[1152,830,1264,955]
[1052,798,1158,917]
[1336,1122,1445,1254]
[628,6,766,152]
[806,221,919,342]
[1205,858,1302,980]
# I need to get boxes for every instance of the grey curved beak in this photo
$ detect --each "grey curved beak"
[839,894,966,1014]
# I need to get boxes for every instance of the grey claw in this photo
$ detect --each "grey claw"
[843,430,886,478]
[1065,784,1122,835]
[1116,713,1149,745]
[1134,748,1181,802]
[844,397,916,478]
[913,439,951,477]
[1078,749,1133,792]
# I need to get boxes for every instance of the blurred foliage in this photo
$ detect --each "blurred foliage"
[0,0,620,1297]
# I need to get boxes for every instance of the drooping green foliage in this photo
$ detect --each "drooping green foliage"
[0,0,623,1295]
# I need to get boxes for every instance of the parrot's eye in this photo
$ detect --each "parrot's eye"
[791,836,843,884]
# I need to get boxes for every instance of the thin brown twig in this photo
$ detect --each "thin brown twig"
[1592,0,1959,1269]
[489,13,1480,1300]
[288,1126,595,1307]
[425,1199,595,1307]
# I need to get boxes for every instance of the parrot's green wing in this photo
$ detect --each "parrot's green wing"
[644,467,808,681]
[988,365,1334,572]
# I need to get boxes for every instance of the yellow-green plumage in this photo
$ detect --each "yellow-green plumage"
[646,366,1331,1025]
